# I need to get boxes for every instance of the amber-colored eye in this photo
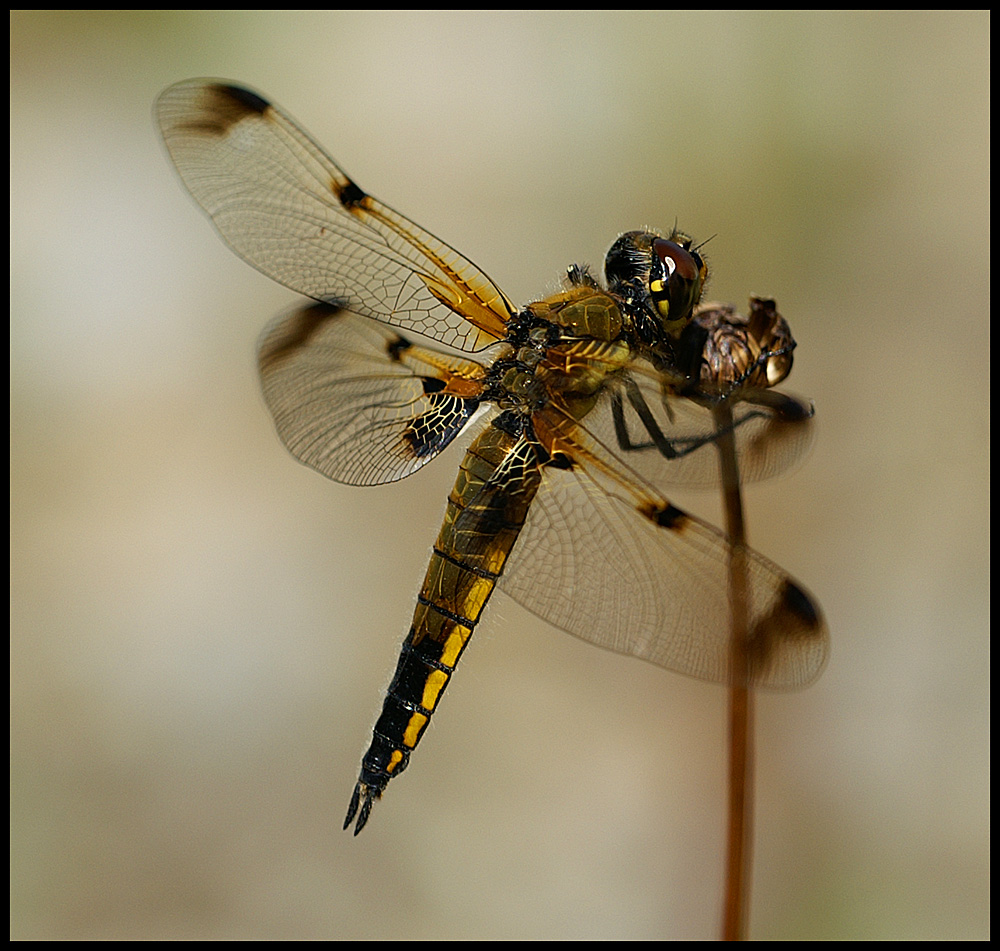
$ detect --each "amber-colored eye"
[648,237,706,336]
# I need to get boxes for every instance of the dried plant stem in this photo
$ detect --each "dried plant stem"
[713,402,754,942]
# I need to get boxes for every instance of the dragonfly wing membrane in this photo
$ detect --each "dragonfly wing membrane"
[502,407,828,689]
[596,367,816,489]
[258,303,487,486]
[156,80,513,351]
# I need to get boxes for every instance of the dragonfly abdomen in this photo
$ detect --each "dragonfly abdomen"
[345,422,543,833]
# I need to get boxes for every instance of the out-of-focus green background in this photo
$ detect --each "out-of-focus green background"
[11,11,988,940]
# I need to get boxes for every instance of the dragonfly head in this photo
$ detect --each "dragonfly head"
[605,230,708,340]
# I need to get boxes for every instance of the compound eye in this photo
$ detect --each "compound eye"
[654,237,700,282]
[649,237,706,335]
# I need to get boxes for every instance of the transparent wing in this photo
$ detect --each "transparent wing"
[592,364,816,489]
[156,80,514,352]
[258,302,488,486]
[501,405,828,689]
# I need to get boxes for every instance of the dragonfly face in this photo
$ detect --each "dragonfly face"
[156,80,828,834]
[605,229,708,341]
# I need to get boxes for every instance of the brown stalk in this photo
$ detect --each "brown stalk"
[713,400,754,942]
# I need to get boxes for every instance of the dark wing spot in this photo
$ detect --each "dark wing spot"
[258,301,345,372]
[532,441,575,470]
[648,502,689,530]
[523,420,575,470]
[771,393,815,423]
[336,179,368,209]
[545,452,574,471]
[213,83,270,114]
[743,578,826,680]
[178,83,272,137]
[421,376,447,394]
[386,335,413,361]
[781,580,822,631]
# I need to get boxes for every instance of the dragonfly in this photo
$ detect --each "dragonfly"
[156,80,828,834]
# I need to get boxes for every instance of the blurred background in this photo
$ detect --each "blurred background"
[11,11,988,940]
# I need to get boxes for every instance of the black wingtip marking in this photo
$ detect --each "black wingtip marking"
[171,83,273,138]
[781,579,821,631]
[774,395,814,423]
[212,83,270,115]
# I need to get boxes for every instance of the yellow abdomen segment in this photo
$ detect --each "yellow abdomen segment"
[346,422,542,829]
